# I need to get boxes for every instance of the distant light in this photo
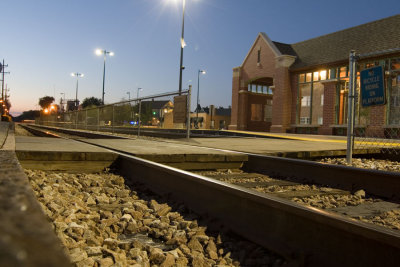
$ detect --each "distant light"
[200,70,206,74]
[109,51,114,56]
[95,49,103,56]
[129,121,134,125]
[181,38,186,48]
[44,108,49,114]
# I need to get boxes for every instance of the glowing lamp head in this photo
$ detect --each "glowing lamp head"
[95,49,103,56]
[109,51,114,56]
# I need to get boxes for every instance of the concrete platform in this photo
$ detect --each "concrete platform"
[167,136,349,158]
[15,136,247,171]
[76,138,247,170]
[15,136,117,172]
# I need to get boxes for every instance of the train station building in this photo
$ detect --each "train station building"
[229,15,400,136]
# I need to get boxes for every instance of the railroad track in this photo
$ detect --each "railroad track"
[19,124,400,266]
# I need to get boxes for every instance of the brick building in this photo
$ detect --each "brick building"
[229,15,400,136]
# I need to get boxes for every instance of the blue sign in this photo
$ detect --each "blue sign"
[360,66,385,107]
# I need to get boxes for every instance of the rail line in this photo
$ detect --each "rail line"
[20,124,400,266]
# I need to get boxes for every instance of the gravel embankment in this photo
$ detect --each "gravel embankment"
[26,170,284,267]
[319,157,400,172]
[14,124,35,136]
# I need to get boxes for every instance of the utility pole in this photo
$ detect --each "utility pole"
[1,59,10,116]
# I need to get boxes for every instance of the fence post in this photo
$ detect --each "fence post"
[112,105,115,134]
[97,108,100,132]
[138,100,142,137]
[75,111,77,129]
[346,50,357,164]
[187,85,191,139]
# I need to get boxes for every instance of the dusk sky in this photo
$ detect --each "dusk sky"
[2,0,399,115]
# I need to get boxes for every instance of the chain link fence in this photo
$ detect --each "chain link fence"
[36,89,191,137]
[354,128,400,155]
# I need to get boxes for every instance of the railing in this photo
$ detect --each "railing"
[36,88,192,138]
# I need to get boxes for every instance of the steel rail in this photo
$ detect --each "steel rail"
[29,124,400,199]
[113,152,400,266]
[244,153,400,199]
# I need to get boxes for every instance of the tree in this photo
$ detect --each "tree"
[13,110,40,122]
[39,96,55,109]
[81,97,102,109]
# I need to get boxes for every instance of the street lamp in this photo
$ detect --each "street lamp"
[137,87,143,99]
[178,0,186,95]
[60,92,66,112]
[195,69,206,128]
[71,72,84,110]
[95,49,114,105]
[127,91,131,101]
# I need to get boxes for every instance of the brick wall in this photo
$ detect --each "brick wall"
[318,80,338,135]
[229,68,240,130]
[366,105,386,137]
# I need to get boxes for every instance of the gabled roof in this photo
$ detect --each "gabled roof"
[240,32,282,67]
[288,14,400,70]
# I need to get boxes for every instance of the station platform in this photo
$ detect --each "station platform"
[15,124,363,167]
[14,133,247,171]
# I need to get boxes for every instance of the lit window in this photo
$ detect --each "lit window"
[301,96,311,107]
[313,72,319,81]
[340,67,347,78]
[320,70,327,80]
[306,73,312,82]
[299,74,305,83]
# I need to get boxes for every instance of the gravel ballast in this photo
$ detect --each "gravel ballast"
[26,169,284,267]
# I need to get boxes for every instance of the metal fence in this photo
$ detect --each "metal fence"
[346,50,400,161]
[36,88,192,138]
[354,128,400,155]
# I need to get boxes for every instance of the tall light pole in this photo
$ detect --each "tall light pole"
[95,49,114,105]
[71,72,84,110]
[196,69,206,128]
[60,92,66,112]
[127,91,131,101]
[137,87,143,99]
[178,0,186,95]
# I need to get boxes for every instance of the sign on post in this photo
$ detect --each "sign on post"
[360,66,385,107]
[173,95,187,123]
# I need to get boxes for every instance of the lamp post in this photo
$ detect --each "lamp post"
[95,49,114,105]
[195,69,206,128]
[127,91,131,101]
[71,72,84,110]
[178,0,186,95]
[137,87,143,99]
[60,92,65,112]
